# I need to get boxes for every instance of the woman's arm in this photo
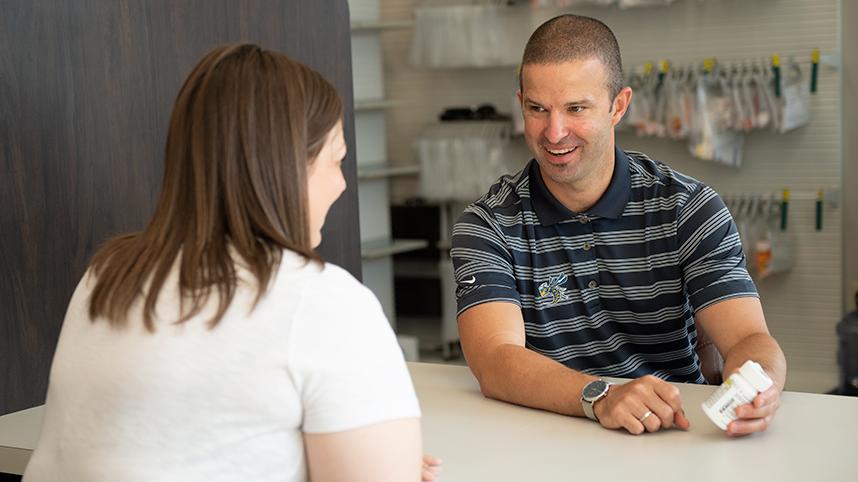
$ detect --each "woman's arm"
[305,418,422,482]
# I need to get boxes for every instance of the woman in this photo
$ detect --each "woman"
[24,44,439,482]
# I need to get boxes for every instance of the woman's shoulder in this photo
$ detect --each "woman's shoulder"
[276,250,376,307]
[280,252,395,359]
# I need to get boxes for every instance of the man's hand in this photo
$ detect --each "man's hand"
[693,298,787,437]
[592,375,690,435]
[725,384,781,437]
[422,454,442,481]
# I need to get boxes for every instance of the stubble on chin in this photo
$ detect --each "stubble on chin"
[537,157,583,187]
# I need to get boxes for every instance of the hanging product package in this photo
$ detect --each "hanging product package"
[416,121,510,202]
[416,135,453,200]
[768,196,795,276]
[761,227,794,279]
[688,68,744,167]
[539,0,607,7]
[754,195,794,280]
[411,5,498,68]
[760,65,783,132]
[411,4,524,68]
[731,196,766,279]
[663,70,687,139]
[753,201,776,280]
[779,59,811,133]
[688,72,713,160]
[619,0,678,6]
[627,69,660,136]
[746,65,775,130]
[731,67,753,132]
[622,73,648,134]
[652,69,669,138]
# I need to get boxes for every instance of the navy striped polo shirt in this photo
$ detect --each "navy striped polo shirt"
[451,147,758,383]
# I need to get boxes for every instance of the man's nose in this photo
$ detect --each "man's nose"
[544,112,569,144]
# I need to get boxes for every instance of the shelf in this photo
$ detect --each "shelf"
[394,259,442,279]
[355,99,398,111]
[351,19,414,32]
[361,238,429,260]
[358,163,421,180]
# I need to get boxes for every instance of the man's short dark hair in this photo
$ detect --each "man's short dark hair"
[520,15,624,100]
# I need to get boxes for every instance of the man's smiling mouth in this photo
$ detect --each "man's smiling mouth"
[544,146,578,156]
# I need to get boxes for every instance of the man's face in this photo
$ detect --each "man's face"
[518,58,628,191]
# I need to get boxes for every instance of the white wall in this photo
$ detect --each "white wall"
[380,0,844,392]
[841,0,857,399]
[607,0,842,394]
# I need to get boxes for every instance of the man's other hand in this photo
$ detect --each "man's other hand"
[592,375,690,435]
[725,383,781,437]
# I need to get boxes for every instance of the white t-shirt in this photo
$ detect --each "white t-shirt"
[23,250,420,482]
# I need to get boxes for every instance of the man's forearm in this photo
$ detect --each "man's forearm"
[473,343,598,417]
[722,333,787,390]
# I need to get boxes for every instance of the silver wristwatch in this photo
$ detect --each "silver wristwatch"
[581,379,611,421]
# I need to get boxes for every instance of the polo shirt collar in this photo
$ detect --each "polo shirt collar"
[529,146,631,225]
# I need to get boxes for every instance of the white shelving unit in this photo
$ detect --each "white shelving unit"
[357,163,421,181]
[349,1,425,353]
[354,99,400,111]
[351,19,414,32]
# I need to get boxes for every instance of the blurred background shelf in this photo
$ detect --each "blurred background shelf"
[357,163,421,180]
[361,238,429,260]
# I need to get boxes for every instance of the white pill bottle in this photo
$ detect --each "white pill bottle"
[702,360,774,430]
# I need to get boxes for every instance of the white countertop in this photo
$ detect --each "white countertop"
[2,362,858,480]
[410,362,858,482]
[0,406,42,475]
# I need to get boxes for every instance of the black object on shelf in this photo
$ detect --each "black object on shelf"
[395,277,442,317]
[439,103,511,122]
[391,204,444,318]
[391,204,441,261]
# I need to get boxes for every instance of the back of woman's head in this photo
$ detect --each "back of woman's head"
[88,44,343,330]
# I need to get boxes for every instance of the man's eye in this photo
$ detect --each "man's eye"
[529,105,545,113]
[569,106,585,113]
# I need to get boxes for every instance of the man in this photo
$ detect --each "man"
[451,15,786,437]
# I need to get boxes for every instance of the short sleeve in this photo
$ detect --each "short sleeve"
[287,265,420,434]
[450,203,520,316]
[676,185,759,312]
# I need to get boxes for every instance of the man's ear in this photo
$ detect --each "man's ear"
[516,89,523,105]
[610,86,633,126]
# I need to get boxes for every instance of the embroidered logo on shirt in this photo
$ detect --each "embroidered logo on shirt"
[538,273,569,304]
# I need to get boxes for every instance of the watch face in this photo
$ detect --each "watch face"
[583,380,609,400]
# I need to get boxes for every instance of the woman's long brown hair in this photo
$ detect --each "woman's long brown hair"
[87,44,343,330]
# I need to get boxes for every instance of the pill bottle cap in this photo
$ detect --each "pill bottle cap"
[738,360,774,392]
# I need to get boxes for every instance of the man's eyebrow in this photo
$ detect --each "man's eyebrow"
[522,97,595,107]
[564,99,595,107]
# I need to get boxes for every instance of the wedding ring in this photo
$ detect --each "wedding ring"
[638,410,653,423]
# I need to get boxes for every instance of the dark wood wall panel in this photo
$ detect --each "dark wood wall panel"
[0,0,360,416]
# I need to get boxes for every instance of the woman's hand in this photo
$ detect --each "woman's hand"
[422,454,442,481]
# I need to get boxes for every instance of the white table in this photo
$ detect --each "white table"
[411,362,858,482]
[2,362,858,481]
[0,406,41,475]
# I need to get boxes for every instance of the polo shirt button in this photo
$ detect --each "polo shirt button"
[579,215,590,224]
[583,242,592,251]
[588,280,598,289]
